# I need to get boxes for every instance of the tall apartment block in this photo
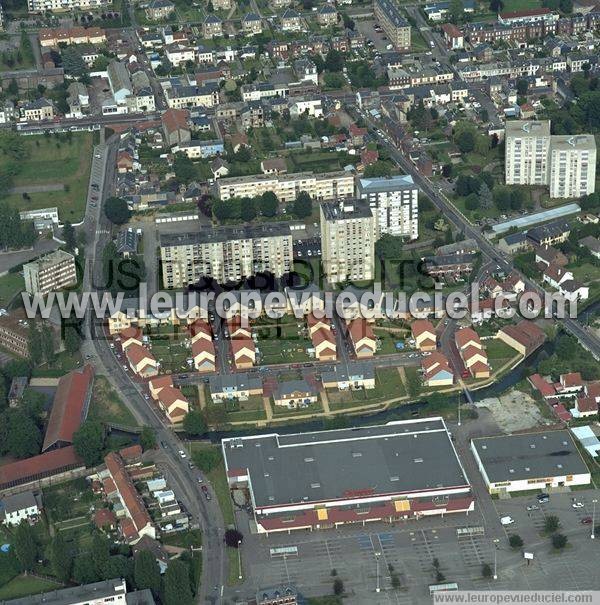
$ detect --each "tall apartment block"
[505,120,596,199]
[160,225,293,287]
[549,135,596,199]
[505,120,551,186]
[216,171,354,203]
[320,200,375,285]
[373,0,411,51]
[23,250,77,296]
[357,174,419,240]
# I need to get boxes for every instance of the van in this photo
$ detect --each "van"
[500,516,514,526]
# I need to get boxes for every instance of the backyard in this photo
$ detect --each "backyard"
[256,322,312,365]
[0,133,94,222]
[149,335,191,374]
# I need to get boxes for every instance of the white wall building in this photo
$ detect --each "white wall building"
[505,120,551,186]
[549,134,596,199]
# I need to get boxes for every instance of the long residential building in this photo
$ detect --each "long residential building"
[357,174,418,240]
[223,418,473,534]
[549,135,596,199]
[28,0,111,11]
[373,0,411,51]
[23,249,77,296]
[160,224,293,287]
[215,171,354,203]
[320,200,375,285]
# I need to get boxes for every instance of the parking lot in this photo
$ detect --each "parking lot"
[236,487,600,603]
[293,237,321,259]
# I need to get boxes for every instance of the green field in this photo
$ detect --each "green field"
[500,0,542,10]
[88,375,139,426]
[1,133,94,222]
[485,338,517,361]
[256,323,312,365]
[0,575,61,600]
[0,272,23,307]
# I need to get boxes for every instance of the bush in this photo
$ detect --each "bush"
[551,533,568,550]
[544,515,560,534]
[333,578,344,595]
[508,534,523,549]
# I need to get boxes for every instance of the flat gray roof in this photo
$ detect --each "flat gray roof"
[3,579,128,605]
[321,200,373,221]
[472,430,590,484]
[223,418,469,508]
[160,223,291,247]
[492,203,580,234]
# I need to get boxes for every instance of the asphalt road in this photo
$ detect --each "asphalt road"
[78,136,226,604]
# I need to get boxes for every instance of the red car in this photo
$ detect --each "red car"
[581,517,593,524]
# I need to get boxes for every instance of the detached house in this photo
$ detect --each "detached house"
[202,15,223,39]
[281,9,302,31]
[317,4,338,26]
[411,319,437,351]
[455,327,489,379]
[145,0,175,20]
[157,386,189,424]
[312,327,337,361]
[242,12,263,35]
[422,352,454,387]
[232,337,256,369]
[348,318,377,358]
[120,326,143,350]
[125,343,159,378]
[191,338,216,372]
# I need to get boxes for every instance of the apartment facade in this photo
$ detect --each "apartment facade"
[216,171,354,203]
[373,0,411,51]
[161,225,293,287]
[357,174,419,240]
[549,135,596,199]
[28,0,111,11]
[320,200,375,285]
[505,120,551,186]
[23,249,77,296]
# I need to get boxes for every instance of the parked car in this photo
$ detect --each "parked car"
[526,504,539,511]
[201,485,211,500]
[581,517,593,524]
[572,502,585,509]
[500,516,514,526]
[178,450,187,459]
[537,493,550,503]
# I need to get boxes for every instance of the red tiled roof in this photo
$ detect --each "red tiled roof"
[411,319,435,338]
[119,444,143,461]
[94,508,116,528]
[192,337,215,356]
[306,313,331,329]
[422,351,453,382]
[455,327,480,350]
[441,23,462,37]
[528,374,556,398]
[469,360,490,375]
[149,374,173,392]
[120,326,143,342]
[0,445,83,489]
[561,372,583,387]
[158,386,189,408]
[188,319,212,338]
[312,327,336,347]
[231,337,255,355]
[348,319,375,344]
[500,7,551,17]
[126,343,156,367]
[554,403,572,421]
[42,365,94,452]
[586,382,600,400]
[105,452,152,541]
[577,396,598,413]
[161,108,190,134]
[103,477,117,495]
[500,321,545,353]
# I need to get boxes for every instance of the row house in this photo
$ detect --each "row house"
[166,83,220,109]
[455,327,490,379]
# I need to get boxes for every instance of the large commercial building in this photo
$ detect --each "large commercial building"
[160,224,293,287]
[23,249,77,296]
[373,0,411,51]
[505,120,551,186]
[357,175,419,240]
[505,120,596,198]
[320,200,375,285]
[471,430,590,494]
[216,171,355,203]
[549,134,596,199]
[223,418,473,534]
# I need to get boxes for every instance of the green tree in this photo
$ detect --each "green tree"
[140,427,157,451]
[449,0,463,22]
[544,515,560,534]
[1,408,42,459]
[239,196,257,222]
[479,183,493,210]
[92,532,111,579]
[28,322,42,366]
[41,329,56,366]
[49,533,72,583]
[456,129,475,153]
[163,559,193,605]
[14,522,37,572]
[482,563,493,579]
[551,533,568,550]
[509,534,524,549]
[191,446,221,472]
[259,191,278,217]
[333,578,344,596]
[104,197,131,225]
[134,550,161,595]
[375,234,403,259]
[363,161,392,178]
[516,79,529,96]
[73,553,99,584]
[182,410,207,436]
[63,221,76,251]
[293,191,312,218]
[73,420,105,466]
[324,49,344,72]
[173,155,198,183]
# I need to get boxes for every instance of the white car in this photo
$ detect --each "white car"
[526,504,539,511]
[572,502,584,509]
[500,516,514,526]
[179,450,187,459]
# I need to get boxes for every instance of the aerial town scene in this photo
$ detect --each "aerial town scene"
[0,0,600,601]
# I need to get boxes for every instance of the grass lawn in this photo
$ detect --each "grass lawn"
[328,367,407,410]
[0,575,61,600]
[374,328,405,354]
[272,399,323,416]
[485,338,517,361]
[150,337,191,374]
[411,27,429,51]
[227,547,242,586]
[31,351,83,378]
[88,375,139,426]
[501,0,541,10]
[569,262,600,284]
[221,396,266,422]
[1,133,94,222]
[256,324,312,365]
[162,529,202,548]
[286,150,350,174]
[0,272,23,307]
[190,443,235,526]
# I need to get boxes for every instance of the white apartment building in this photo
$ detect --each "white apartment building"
[505,120,551,186]
[216,171,354,203]
[161,225,293,287]
[320,200,375,285]
[4,579,131,604]
[28,0,111,11]
[23,249,77,296]
[357,174,419,240]
[549,135,596,199]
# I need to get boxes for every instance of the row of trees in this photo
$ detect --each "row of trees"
[212,190,313,223]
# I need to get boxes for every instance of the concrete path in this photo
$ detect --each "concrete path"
[197,384,206,410]
[262,396,273,421]
[320,389,332,415]
[397,366,408,389]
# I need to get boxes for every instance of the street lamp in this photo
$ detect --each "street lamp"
[592,500,597,540]
[375,551,381,593]
[457,394,461,427]
[238,540,243,580]
[493,539,499,580]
